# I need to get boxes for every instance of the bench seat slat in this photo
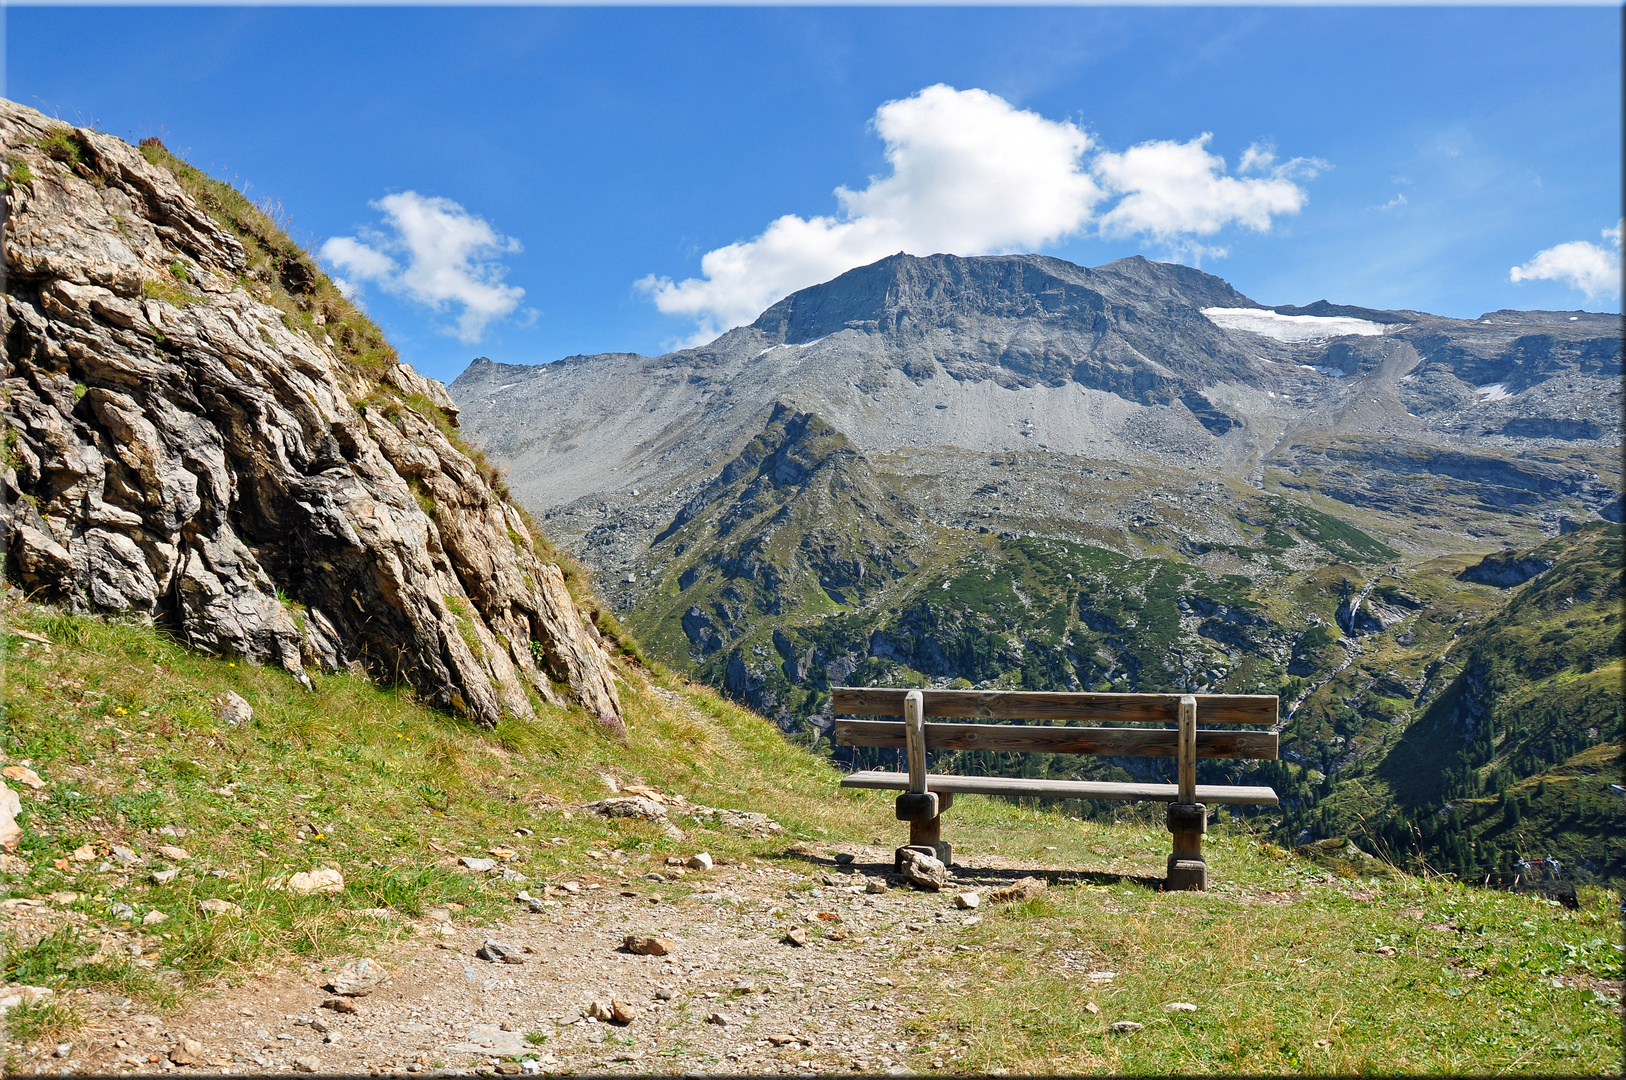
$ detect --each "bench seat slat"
[835,719,1276,760]
[833,687,1277,725]
[840,770,1279,807]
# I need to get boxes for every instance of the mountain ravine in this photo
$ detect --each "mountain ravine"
[1,98,623,731]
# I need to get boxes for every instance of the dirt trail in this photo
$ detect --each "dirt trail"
[34,851,1070,1077]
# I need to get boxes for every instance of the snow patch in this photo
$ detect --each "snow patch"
[1300,364,1346,378]
[1475,383,1513,403]
[1202,307,1388,342]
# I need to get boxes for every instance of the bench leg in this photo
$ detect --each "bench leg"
[895,792,953,868]
[1166,801,1207,891]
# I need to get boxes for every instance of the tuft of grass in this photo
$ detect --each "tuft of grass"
[2,996,82,1044]
[2,158,35,191]
[141,276,200,309]
[34,129,88,168]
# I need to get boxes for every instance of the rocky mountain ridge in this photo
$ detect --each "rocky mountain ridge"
[456,252,1619,580]
[0,98,622,730]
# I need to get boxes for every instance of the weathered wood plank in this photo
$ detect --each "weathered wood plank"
[904,690,927,795]
[839,770,1279,806]
[832,687,1277,725]
[834,719,1277,760]
[1177,695,1197,804]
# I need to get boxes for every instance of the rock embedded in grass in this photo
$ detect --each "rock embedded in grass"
[0,783,20,852]
[288,867,345,895]
[952,891,980,910]
[198,898,240,918]
[1109,1021,1143,1033]
[989,877,1046,903]
[584,796,668,821]
[213,692,253,727]
[686,852,713,870]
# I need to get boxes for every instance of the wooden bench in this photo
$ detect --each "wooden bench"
[833,687,1280,890]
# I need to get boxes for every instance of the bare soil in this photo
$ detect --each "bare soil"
[29,849,1067,1076]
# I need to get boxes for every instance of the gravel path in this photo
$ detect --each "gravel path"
[39,849,1028,1076]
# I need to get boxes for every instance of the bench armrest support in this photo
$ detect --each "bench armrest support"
[905,689,928,794]
[1178,694,1197,804]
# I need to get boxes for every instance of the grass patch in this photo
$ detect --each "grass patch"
[895,813,1621,1074]
[0,598,891,1006]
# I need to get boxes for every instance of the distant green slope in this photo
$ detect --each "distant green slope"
[621,412,1623,882]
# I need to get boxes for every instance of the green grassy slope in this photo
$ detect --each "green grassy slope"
[1,599,1619,1074]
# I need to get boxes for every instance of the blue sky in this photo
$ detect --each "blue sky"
[7,6,1621,384]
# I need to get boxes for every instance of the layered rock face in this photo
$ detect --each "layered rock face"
[0,99,622,731]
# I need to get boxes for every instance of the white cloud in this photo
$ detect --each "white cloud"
[641,86,1323,347]
[1093,134,1323,241]
[1509,220,1623,299]
[320,192,524,343]
[1237,141,1276,174]
[639,86,1103,346]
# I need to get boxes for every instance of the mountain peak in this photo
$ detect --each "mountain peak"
[748,251,1258,346]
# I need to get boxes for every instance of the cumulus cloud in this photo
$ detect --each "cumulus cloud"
[321,192,525,343]
[639,86,1102,345]
[1509,220,1624,298]
[640,85,1323,346]
[1093,134,1324,241]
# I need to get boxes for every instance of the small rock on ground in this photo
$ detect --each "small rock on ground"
[476,940,525,964]
[623,934,674,956]
[327,958,388,995]
[901,851,947,891]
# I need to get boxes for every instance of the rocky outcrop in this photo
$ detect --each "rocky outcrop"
[0,99,621,731]
[1459,551,1555,588]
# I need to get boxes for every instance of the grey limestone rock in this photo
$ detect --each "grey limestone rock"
[0,98,621,732]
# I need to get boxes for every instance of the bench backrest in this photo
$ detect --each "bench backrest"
[832,687,1279,802]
